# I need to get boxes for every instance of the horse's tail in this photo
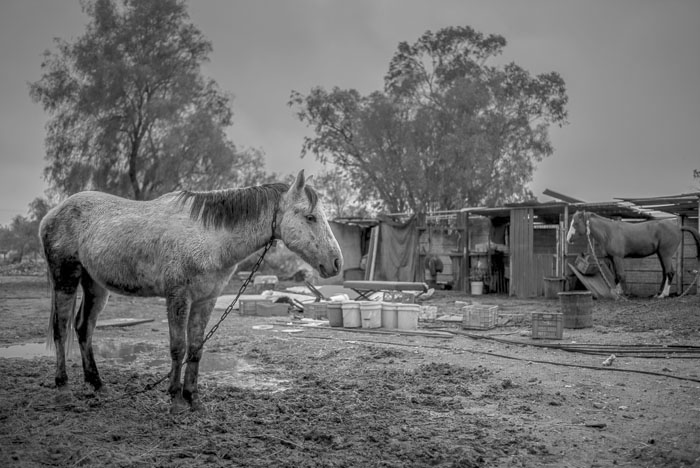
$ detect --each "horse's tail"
[680,226,700,262]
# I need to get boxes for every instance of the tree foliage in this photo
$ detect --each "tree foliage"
[29,0,268,200]
[0,198,52,262]
[312,167,379,219]
[290,26,569,213]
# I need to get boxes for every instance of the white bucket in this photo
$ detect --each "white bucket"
[381,302,398,328]
[470,281,484,295]
[360,301,381,328]
[341,301,361,328]
[397,304,420,330]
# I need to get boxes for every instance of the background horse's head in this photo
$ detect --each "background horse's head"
[278,171,343,278]
[566,211,588,244]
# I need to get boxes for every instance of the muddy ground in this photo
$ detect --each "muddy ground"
[1,275,700,468]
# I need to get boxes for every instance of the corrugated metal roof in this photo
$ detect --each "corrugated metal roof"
[616,192,699,218]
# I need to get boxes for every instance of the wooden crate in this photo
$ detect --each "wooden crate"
[574,255,598,275]
[531,312,563,339]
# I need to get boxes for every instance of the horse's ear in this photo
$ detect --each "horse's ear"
[293,170,305,192]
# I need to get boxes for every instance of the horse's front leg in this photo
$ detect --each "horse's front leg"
[611,256,627,297]
[183,298,216,412]
[166,290,192,414]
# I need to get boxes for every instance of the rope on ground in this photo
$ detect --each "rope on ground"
[291,334,700,384]
[450,329,700,358]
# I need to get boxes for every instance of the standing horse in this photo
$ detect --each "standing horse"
[40,170,342,413]
[566,211,700,298]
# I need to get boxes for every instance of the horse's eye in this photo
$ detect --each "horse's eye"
[306,214,317,223]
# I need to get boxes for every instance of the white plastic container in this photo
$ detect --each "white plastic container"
[360,301,381,328]
[397,304,420,330]
[381,302,398,329]
[341,301,361,328]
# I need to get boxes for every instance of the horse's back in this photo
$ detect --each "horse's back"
[40,191,202,296]
[41,191,180,246]
[617,218,681,257]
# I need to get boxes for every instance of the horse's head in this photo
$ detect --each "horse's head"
[277,170,343,278]
[566,211,588,244]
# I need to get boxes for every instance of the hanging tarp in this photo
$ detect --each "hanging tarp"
[371,215,419,282]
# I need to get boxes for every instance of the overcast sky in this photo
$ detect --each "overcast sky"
[1,0,699,225]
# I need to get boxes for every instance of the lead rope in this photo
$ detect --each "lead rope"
[584,220,625,301]
[99,212,278,402]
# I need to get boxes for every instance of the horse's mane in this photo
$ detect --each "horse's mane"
[177,183,318,230]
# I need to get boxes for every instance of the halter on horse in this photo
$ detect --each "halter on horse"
[40,170,342,413]
[566,211,700,298]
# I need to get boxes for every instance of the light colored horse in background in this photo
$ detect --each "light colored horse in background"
[566,211,700,298]
[40,170,342,413]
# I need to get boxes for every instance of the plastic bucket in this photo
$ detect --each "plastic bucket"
[381,303,398,329]
[341,302,361,328]
[327,302,344,327]
[397,304,420,330]
[470,281,484,295]
[360,301,381,329]
[558,291,593,328]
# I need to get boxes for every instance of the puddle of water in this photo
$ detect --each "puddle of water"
[0,341,288,392]
[0,342,58,359]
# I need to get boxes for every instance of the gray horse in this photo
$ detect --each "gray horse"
[40,170,342,412]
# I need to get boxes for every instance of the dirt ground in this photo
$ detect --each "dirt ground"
[1,275,700,468]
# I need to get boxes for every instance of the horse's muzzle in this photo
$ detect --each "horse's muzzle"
[319,257,342,278]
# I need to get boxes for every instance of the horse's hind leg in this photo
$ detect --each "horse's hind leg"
[76,273,109,392]
[657,253,675,298]
[47,261,82,401]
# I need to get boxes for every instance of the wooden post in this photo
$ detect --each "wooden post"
[678,215,685,294]
[457,211,468,292]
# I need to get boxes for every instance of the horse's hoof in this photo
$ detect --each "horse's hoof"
[169,396,190,415]
[190,400,206,413]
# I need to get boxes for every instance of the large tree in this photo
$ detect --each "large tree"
[290,26,568,213]
[29,0,267,200]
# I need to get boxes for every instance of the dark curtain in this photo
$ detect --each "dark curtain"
[373,215,418,282]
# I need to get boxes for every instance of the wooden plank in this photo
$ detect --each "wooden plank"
[96,318,154,328]
[567,262,617,299]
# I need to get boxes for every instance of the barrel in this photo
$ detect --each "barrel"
[558,291,593,328]
[543,277,566,299]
